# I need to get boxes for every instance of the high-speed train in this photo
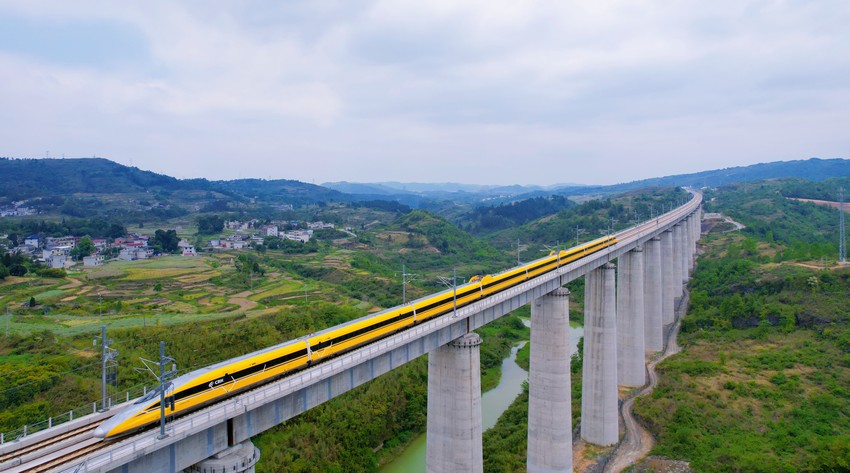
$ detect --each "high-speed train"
[94,235,617,439]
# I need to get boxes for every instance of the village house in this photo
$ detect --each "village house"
[83,255,104,267]
[118,248,151,261]
[42,245,72,261]
[47,253,68,269]
[283,229,313,243]
[222,240,245,250]
[46,236,79,248]
[307,221,335,230]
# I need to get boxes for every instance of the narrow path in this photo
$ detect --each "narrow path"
[59,277,83,290]
[604,289,688,472]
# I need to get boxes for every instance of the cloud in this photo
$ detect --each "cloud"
[0,0,848,185]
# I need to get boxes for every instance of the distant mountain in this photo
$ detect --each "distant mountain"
[320,182,403,196]
[320,181,590,209]
[0,157,345,205]
[550,157,850,196]
[212,178,346,203]
[4,156,847,212]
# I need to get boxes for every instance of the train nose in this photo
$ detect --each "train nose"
[93,425,109,439]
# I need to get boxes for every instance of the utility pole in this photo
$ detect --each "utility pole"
[437,269,459,318]
[4,306,9,339]
[575,225,584,247]
[94,325,118,411]
[400,264,418,305]
[838,187,847,263]
[138,342,177,439]
[516,238,521,265]
[98,292,102,324]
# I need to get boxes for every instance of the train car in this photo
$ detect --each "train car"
[94,339,310,438]
[96,234,618,439]
[306,306,416,362]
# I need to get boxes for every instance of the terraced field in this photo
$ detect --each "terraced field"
[0,251,374,337]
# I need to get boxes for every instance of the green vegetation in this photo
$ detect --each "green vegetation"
[705,178,849,262]
[483,187,686,252]
[463,195,576,233]
[633,181,850,472]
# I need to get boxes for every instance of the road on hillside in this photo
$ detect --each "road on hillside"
[603,290,688,473]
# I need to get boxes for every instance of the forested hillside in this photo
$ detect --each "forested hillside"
[0,157,344,205]
[632,179,850,472]
[705,177,849,261]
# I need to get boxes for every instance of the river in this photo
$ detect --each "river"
[380,321,583,472]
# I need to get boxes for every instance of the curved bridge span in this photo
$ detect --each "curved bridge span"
[12,191,701,473]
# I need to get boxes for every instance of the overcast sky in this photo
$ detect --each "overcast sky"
[1,1,848,186]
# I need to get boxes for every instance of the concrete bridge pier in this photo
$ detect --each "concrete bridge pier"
[672,224,685,297]
[581,263,618,446]
[690,214,697,271]
[677,223,688,286]
[643,236,663,352]
[426,333,483,473]
[660,229,675,325]
[617,247,645,387]
[527,288,573,473]
[684,215,694,274]
[184,440,260,473]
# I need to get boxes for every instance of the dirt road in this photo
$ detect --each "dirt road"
[603,290,688,472]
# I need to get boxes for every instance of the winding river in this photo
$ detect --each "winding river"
[381,321,583,472]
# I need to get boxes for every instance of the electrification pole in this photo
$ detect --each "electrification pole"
[838,187,847,263]
[400,264,418,304]
[437,270,459,318]
[95,325,118,411]
[138,342,177,439]
[516,238,521,265]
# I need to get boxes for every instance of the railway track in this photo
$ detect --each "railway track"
[10,437,111,473]
[0,424,100,466]
[0,405,124,473]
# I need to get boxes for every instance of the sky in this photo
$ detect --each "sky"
[0,1,848,186]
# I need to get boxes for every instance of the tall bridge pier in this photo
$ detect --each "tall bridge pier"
[527,288,573,472]
[660,229,676,325]
[618,246,646,387]
[643,236,663,352]
[426,333,484,473]
[580,263,619,445]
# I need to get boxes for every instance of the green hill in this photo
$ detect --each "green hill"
[0,157,345,205]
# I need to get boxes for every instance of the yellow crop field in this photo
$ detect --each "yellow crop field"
[122,268,201,281]
[176,271,220,283]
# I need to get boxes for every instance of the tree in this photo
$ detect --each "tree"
[71,236,96,260]
[151,229,179,253]
[197,215,225,234]
[107,224,126,239]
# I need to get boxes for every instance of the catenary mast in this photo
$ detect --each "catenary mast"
[840,187,846,263]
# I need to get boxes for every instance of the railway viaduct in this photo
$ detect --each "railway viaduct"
[2,191,702,473]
